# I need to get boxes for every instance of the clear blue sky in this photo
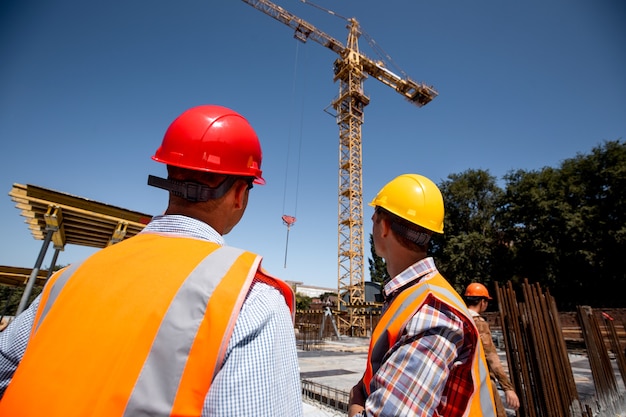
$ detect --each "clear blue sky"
[1,0,624,291]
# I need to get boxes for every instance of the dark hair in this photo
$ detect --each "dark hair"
[464,295,487,307]
[376,207,432,251]
[164,166,248,206]
[167,166,228,186]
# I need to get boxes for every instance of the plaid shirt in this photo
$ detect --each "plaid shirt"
[0,215,303,416]
[366,257,479,416]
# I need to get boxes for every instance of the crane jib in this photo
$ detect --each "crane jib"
[241,0,437,336]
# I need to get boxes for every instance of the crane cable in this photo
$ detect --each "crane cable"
[300,0,348,22]
[281,40,306,268]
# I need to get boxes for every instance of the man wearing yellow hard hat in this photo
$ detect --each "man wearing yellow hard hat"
[348,173,497,416]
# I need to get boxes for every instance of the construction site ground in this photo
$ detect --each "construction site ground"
[299,337,626,417]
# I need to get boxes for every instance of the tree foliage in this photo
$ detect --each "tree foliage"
[499,140,626,309]
[368,234,389,284]
[295,293,312,311]
[368,140,625,310]
[0,263,67,317]
[432,169,505,294]
[0,285,42,318]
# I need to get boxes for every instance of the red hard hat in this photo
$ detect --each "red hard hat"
[152,105,265,184]
[464,283,492,299]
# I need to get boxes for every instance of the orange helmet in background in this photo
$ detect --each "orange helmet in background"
[152,105,265,184]
[464,282,492,300]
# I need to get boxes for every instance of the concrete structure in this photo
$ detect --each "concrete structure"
[295,284,336,299]
[298,338,626,417]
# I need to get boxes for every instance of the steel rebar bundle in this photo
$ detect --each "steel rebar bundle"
[496,280,586,417]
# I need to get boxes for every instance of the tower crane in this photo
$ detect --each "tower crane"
[242,0,437,336]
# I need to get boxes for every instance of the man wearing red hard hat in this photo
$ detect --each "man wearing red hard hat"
[0,105,303,416]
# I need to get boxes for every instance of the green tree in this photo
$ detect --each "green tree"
[0,263,66,317]
[500,140,626,309]
[319,292,337,306]
[366,141,626,310]
[499,167,563,290]
[433,169,505,293]
[295,293,312,311]
[0,284,43,317]
[368,234,389,284]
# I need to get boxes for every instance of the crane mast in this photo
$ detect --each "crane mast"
[334,19,368,336]
[242,0,437,336]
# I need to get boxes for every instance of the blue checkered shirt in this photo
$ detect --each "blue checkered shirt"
[0,215,303,416]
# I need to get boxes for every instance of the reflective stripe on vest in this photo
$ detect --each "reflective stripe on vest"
[0,234,294,417]
[363,273,496,417]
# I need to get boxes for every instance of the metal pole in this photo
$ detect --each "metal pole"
[45,248,61,279]
[15,229,53,316]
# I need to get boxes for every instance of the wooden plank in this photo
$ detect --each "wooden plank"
[13,184,152,224]
[8,183,153,250]
[0,266,49,287]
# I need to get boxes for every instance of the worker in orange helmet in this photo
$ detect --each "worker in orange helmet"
[0,105,303,416]
[464,282,521,417]
[348,174,497,417]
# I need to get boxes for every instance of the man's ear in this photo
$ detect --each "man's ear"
[379,216,391,237]
[232,180,248,210]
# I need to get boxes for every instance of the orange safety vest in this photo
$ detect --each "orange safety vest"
[0,233,295,417]
[362,273,496,417]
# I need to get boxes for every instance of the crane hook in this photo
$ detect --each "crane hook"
[282,215,297,268]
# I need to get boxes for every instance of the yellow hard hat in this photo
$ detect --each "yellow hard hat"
[369,174,444,234]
